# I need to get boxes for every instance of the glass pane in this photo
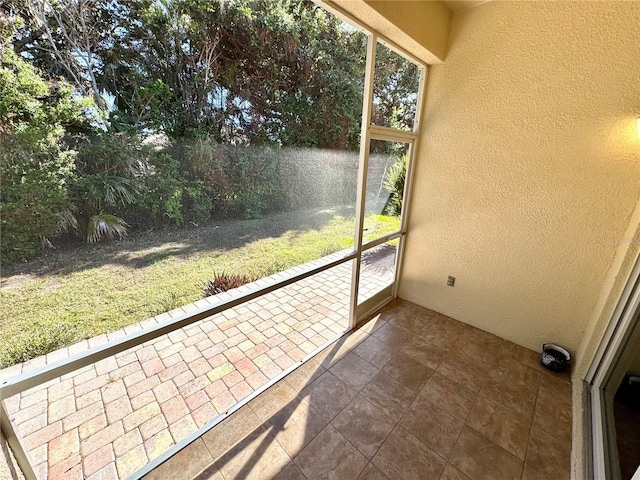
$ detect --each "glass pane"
[358,240,398,304]
[372,42,421,131]
[614,346,640,479]
[4,260,352,479]
[362,140,409,244]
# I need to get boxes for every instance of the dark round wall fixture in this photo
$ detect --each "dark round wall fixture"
[540,343,571,372]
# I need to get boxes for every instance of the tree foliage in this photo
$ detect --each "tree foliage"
[0,16,85,263]
[10,0,372,147]
[372,43,420,132]
[1,0,420,265]
[383,154,407,217]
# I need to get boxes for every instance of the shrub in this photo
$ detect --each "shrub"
[119,151,185,228]
[86,214,128,243]
[203,271,257,297]
[69,133,150,236]
[383,154,407,217]
[183,180,213,225]
[0,146,76,264]
[146,153,186,227]
[0,46,82,265]
[182,138,283,220]
[87,142,212,231]
[229,147,282,218]
[275,148,359,211]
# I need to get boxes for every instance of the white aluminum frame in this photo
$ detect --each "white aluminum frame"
[348,30,377,329]
[353,50,427,318]
[0,5,428,479]
[354,134,413,317]
[585,247,640,480]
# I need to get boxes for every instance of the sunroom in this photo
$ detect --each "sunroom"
[2,1,640,479]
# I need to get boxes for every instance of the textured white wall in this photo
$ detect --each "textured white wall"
[399,1,640,354]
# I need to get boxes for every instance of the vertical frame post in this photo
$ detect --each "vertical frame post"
[349,33,377,329]
[1,400,37,480]
[392,65,428,298]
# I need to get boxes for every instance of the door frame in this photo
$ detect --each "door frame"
[585,248,640,479]
[349,34,427,326]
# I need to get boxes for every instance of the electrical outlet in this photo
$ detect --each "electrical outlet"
[447,276,456,287]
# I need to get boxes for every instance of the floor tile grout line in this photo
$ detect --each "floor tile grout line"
[401,325,469,470]
[520,370,545,479]
[206,326,366,475]
[444,339,531,478]
[333,386,397,465]
[347,324,438,471]
[300,325,398,469]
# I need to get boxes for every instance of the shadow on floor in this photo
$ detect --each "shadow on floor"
[144,298,574,480]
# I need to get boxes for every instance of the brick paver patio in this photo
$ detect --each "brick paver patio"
[1,246,395,479]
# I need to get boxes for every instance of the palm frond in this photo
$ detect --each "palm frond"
[86,214,128,243]
[56,208,78,234]
[99,176,138,207]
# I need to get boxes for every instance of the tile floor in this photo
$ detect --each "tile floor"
[143,299,573,480]
[1,249,395,479]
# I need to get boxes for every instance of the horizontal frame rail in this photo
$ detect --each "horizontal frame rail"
[369,125,418,142]
[361,231,403,251]
[0,251,357,400]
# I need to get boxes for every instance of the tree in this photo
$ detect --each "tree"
[13,0,368,148]
[0,15,84,263]
[10,0,112,111]
[1,0,422,264]
[371,43,420,133]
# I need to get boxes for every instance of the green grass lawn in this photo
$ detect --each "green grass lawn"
[0,207,400,368]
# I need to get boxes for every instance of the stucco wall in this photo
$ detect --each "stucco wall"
[399,1,640,355]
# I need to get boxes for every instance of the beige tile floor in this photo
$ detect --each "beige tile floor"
[143,299,573,480]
